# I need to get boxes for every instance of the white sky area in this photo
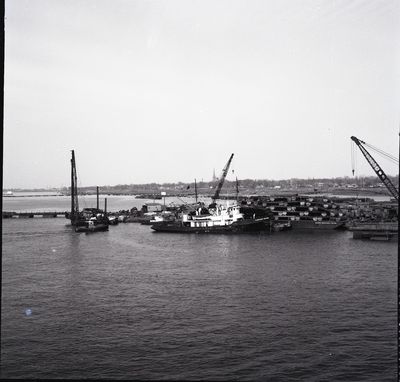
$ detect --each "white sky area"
[3,0,400,188]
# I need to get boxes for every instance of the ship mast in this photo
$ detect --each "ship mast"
[194,178,198,203]
[70,150,79,225]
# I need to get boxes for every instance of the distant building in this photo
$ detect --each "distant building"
[212,169,217,182]
[143,203,163,212]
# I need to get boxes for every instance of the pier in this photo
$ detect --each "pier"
[2,211,67,218]
[349,222,398,241]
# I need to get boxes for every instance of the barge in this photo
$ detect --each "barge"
[240,195,347,230]
[348,221,398,241]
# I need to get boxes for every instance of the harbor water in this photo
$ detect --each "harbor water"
[1,195,397,380]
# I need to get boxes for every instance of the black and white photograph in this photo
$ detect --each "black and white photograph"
[2,0,399,380]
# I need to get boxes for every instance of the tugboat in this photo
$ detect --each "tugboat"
[151,202,272,233]
[151,153,273,233]
[66,150,109,233]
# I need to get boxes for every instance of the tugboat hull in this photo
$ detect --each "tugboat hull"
[151,219,270,233]
[75,224,109,233]
[290,219,345,230]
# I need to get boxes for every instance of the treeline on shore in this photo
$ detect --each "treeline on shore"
[7,175,398,196]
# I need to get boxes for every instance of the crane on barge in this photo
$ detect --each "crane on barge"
[70,150,80,225]
[209,153,234,208]
[67,150,110,232]
[350,136,399,201]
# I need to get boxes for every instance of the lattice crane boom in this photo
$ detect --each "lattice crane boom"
[70,150,80,224]
[212,153,234,203]
[350,136,398,201]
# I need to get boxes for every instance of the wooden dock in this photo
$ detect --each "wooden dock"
[349,222,398,241]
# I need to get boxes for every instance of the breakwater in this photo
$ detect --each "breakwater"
[2,211,67,218]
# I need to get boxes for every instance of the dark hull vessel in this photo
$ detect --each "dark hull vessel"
[151,218,270,233]
[66,208,110,232]
[75,221,109,233]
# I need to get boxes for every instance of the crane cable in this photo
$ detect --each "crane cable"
[351,138,398,177]
[351,140,357,176]
[363,141,399,164]
[231,156,235,189]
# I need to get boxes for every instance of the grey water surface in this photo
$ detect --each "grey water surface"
[1,197,397,381]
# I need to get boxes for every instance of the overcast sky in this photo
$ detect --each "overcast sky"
[4,0,400,189]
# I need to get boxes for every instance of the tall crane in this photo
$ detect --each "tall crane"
[210,153,234,207]
[350,136,399,201]
[70,150,80,225]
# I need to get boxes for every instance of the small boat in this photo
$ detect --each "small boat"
[273,222,292,231]
[107,215,119,225]
[148,211,177,225]
[118,215,128,223]
[73,208,109,232]
[75,217,109,233]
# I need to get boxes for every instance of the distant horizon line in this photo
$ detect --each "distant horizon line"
[3,173,399,191]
